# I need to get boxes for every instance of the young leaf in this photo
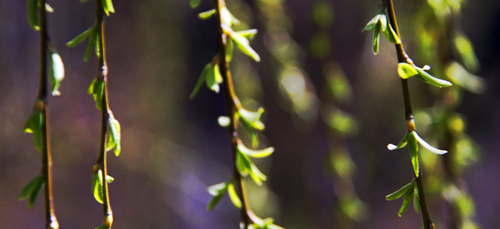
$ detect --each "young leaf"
[398,183,415,217]
[24,109,43,152]
[207,181,228,211]
[408,131,419,177]
[102,0,115,16]
[227,182,242,209]
[413,182,421,213]
[19,175,43,200]
[190,63,209,99]
[220,6,239,26]
[363,14,380,31]
[49,52,65,96]
[225,39,234,62]
[445,62,486,94]
[95,224,107,229]
[238,107,265,130]
[236,151,252,177]
[205,63,220,93]
[28,176,44,209]
[66,26,95,47]
[84,27,98,61]
[414,67,452,88]
[382,17,401,44]
[397,63,418,79]
[27,0,39,31]
[386,179,415,201]
[198,9,216,19]
[105,175,114,183]
[108,114,121,156]
[44,3,54,13]
[229,31,261,62]
[413,131,448,155]
[190,0,201,8]
[236,29,258,39]
[237,141,274,158]
[387,132,410,150]
[249,163,267,186]
[454,34,479,72]
[88,78,104,110]
[93,169,104,204]
[378,14,387,32]
[372,23,381,55]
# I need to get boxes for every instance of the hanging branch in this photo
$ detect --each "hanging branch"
[66,0,119,228]
[20,0,65,228]
[364,0,454,228]
[190,0,282,228]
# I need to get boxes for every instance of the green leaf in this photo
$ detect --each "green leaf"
[190,63,209,99]
[84,26,98,61]
[237,141,274,158]
[227,182,241,209]
[225,39,234,62]
[238,107,265,130]
[105,175,114,183]
[249,163,267,186]
[19,175,43,200]
[454,34,479,72]
[220,6,239,26]
[445,62,486,94]
[190,0,201,8]
[93,169,104,204]
[387,132,410,150]
[230,31,261,62]
[386,179,415,201]
[325,109,359,136]
[49,52,65,96]
[66,26,94,47]
[382,22,401,44]
[198,9,215,19]
[397,63,418,79]
[27,0,39,31]
[414,66,453,88]
[236,29,258,39]
[95,224,107,229]
[378,14,387,32]
[408,131,419,177]
[205,63,221,93]
[372,23,380,55]
[413,182,420,213]
[88,78,104,110]
[363,14,380,31]
[28,176,44,209]
[207,181,228,211]
[102,0,115,16]
[24,109,43,152]
[44,3,54,13]
[236,151,252,177]
[413,131,448,155]
[398,182,415,217]
[107,114,121,156]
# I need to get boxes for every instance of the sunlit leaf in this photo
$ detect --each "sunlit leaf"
[414,66,452,88]
[382,22,401,44]
[387,132,410,150]
[95,224,107,229]
[102,0,115,16]
[236,29,258,39]
[190,0,201,8]
[107,114,121,156]
[88,78,105,110]
[454,34,479,72]
[236,151,252,176]
[238,107,265,130]
[445,62,486,94]
[198,9,215,19]
[229,31,261,62]
[249,163,267,186]
[27,0,39,31]
[363,14,381,31]
[372,23,380,55]
[207,181,228,211]
[44,3,54,13]
[398,183,415,217]
[408,131,419,177]
[93,169,104,204]
[227,182,241,209]
[397,63,418,79]
[386,179,415,201]
[24,108,43,152]
[413,131,447,155]
[325,109,359,136]
[225,39,234,62]
[220,6,239,26]
[49,52,65,96]
[237,141,274,158]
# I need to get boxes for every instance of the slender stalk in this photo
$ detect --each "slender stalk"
[95,0,113,227]
[384,0,433,228]
[38,0,59,228]
[213,0,249,227]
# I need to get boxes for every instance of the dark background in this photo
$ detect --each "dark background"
[1,0,499,228]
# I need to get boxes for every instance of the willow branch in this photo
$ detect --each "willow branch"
[384,0,433,228]
[213,0,249,227]
[95,0,113,227]
[38,0,59,228]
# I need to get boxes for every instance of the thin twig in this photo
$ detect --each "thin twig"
[384,0,434,228]
[213,0,250,227]
[38,0,59,228]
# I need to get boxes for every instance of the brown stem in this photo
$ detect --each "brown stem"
[95,0,113,227]
[213,0,249,227]
[384,0,434,228]
[38,1,59,228]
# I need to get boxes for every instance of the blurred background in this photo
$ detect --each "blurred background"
[1,0,500,228]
